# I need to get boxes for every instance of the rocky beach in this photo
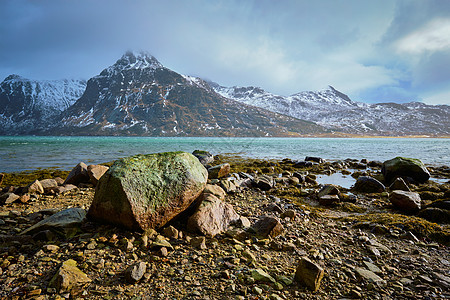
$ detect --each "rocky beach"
[0,152,449,300]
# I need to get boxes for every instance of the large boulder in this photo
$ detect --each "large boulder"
[187,193,240,237]
[382,157,430,184]
[87,152,208,231]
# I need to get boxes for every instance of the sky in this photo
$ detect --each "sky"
[1,0,450,105]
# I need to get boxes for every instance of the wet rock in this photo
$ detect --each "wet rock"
[382,157,430,184]
[192,150,214,166]
[0,192,20,204]
[87,164,109,186]
[294,161,314,168]
[27,180,44,194]
[353,176,385,193]
[187,194,239,237]
[305,156,324,164]
[125,261,147,283]
[20,207,87,236]
[64,162,90,185]
[294,257,324,292]
[389,177,410,192]
[319,194,340,206]
[418,207,450,224]
[390,190,421,212]
[0,173,3,185]
[255,175,275,191]
[252,216,284,238]
[88,152,207,231]
[428,200,450,210]
[49,259,91,295]
[318,184,340,198]
[208,163,230,179]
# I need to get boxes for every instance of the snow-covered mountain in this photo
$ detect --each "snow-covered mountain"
[212,83,450,136]
[0,75,86,134]
[53,51,324,136]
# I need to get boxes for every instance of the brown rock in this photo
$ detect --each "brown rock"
[0,193,20,204]
[203,184,226,200]
[49,259,91,295]
[0,173,3,186]
[87,164,109,186]
[390,190,421,212]
[27,180,44,194]
[208,163,230,179]
[294,257,324,291]
[39,179,58,193]
[64,162,90,186]
[19,194,31,203]
[190,236,207,249]
[252,216,284,238]
[162,225,179,239]
[187,194,240,237]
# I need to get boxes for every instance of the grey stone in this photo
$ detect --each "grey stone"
[20,208,86,236]
[124,261,146,283]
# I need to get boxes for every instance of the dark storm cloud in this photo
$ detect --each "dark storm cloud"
[0,0,449,104]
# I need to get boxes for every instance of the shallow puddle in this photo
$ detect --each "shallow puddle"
[316,172,356,189]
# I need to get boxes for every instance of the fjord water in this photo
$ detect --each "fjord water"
[0,136,448,173]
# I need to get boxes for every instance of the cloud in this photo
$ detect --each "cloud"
[0,0,449,105]
[395,18,450,54]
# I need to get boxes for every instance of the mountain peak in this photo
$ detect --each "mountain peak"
[117,51,163,70]
[99,51,163,77]
[4,74,26,82]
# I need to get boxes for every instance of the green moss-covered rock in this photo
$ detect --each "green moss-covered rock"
[381,157,430,184]
[87,151,207,231]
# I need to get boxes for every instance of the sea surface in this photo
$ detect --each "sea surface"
[0,136,449,173]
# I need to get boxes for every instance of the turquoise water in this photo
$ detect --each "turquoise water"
[0,136,448,172]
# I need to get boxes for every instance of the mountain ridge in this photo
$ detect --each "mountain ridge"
[211,82,450,136]
[0,51,448,136]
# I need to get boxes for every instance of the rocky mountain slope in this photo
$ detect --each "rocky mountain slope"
[52,51,324,136]
[0,76,86,134]
[212,84,450,136]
